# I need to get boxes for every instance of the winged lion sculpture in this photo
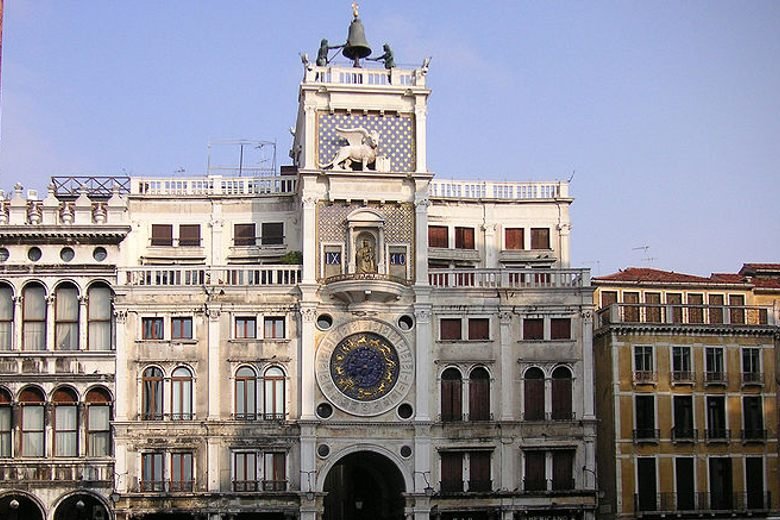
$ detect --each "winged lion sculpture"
[320,127,380,171]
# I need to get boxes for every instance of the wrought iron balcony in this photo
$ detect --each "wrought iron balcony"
[671,427,697,442]
[633,428,660,443]
[741,428,767,442]
[635,491,771,513]
[467,479,492,492]
[670,370,695,384]
[741,371,764,386]
[440,479,464,493]
[704,371,728,386]
[704,428,730,442]
[633,370,657,385]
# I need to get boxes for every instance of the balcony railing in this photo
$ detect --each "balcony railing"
[139,480,194,492]
[440,480,464,493]
[635,492,771,513]
[429,268,589,289]
[704,371,728,385]
[671,427,697,442]
[597,303,774,328]
[741,371,764,386]
[121,265,301,288]
[633,428,660,443]
[262,479,288,491]
[671,370,695,384]
[741,428,767,442]
[633,370,657,384]
[132,176,296,196]
[430,180,567,200]
[233,480,259,492]
[704,428,730,442]
[0,461,113,484]
[467,479,493,492]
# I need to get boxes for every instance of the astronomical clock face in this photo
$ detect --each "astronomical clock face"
[330,332,399,401]
[316,319,414,417]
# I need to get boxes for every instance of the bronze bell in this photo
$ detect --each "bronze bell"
[342,16,371,64]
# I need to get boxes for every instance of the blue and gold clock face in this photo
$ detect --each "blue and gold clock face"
[330,332,399,401]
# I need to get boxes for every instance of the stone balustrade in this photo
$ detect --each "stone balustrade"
[0,183,127,226]
[430,180,569,200]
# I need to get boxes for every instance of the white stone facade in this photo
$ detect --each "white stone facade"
[0,60,596,520]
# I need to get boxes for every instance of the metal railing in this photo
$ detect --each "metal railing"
[635,492,771,512]
[671,427,697,442]
[429,268,589,289]
[633,428,660,443]
[467,479,493,492]
[704,371,728,385]
[741,371,764,385]
[704,428,730,442]
[139,480,195,492]
[633,370,657,384]
[671,370,695,384]
[741,428,767,442]
[597,303,774,328]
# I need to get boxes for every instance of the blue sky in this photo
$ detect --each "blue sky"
[1,1,778,276]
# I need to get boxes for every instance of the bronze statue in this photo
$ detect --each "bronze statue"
[368,43,395,69]
[316,39,344,66]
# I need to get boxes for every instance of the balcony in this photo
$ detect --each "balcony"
[440,479,464,493]
[430,179,567,201]
[0,461,113,485]
[139,480,194,492]
[704,371,728,386]
[597,303,775,328]
[521,478,576,493]
[704,428,730,442]
[467,479,493,492]
[633,370,657,385]
[633,428,660,443]
[262,480,288,492]
[741,371,764,386]
[324,272,408,304]
[132,175,296,197]
[635,492,771,514]
[121,265,301,288]
[671,370,695,385]
[671,427,697,443]
[429,268,589,289]
[741,428,767,442]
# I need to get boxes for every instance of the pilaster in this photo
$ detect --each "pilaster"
[499,310,514,421]
[207,308,222,420]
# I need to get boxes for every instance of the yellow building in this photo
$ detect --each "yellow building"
[593,267,779,519]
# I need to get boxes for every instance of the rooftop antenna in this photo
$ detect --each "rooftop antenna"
[632,245,656,265]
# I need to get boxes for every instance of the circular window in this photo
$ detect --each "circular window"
[27,247,42,262]
[60,247,75,262]
[400,445,412,458]
[316,314,333,330]
[398,315,414,331]
[0,248,9,262]
[93,247,108,262]
[317,444,330,458]
[397,403,413,419]
[316,403,333,419]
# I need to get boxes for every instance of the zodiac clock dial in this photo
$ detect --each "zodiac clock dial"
[330,332,399,401]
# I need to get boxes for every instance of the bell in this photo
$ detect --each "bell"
[342,17,372,64]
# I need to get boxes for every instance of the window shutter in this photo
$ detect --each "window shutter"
[151,224,173,246]
[179,225,200,246]
[468,318,489,340]
[530,228,550,249]
[261,223,284,245]
[505,228,524,250]
[600,291,618,308]
[428,226,448,248]
[234,224,256,246]
[550,318,570,340]
[455,227,474,249]
[523,318,544,340]
[440,318,462,340]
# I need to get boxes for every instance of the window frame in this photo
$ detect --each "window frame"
[260,222,284,246]
[263,367,286,420]
[170,452,194,491]
[467,317,490,341]
[234,366,257,420]
[54,284,80,351]
[0,285,13,351]
[22,284,47,351]
[234,316,258,340]
[234,223,257,247]
[504,227,525,250]
[171,367,194,421]
[20,399,45,457]
[522,317,544,341]
[141,367,165,421]
[427,225,449,248]
[171,317,194,341]
[150,224,173,247]
[142,317,165,341]
[87,284,113,351]
[454,226,475,250]
[263,316,286,340]
[550,317,572,340]
[530,228,550,250]
[141,452,165,491]
[53,390,79,458]
[233,451,259,491]
[439,318,463,341]
[178,224,201,247]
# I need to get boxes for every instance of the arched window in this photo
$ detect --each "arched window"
[264,367,285,420]
[19,386,45,456]
[551,366,573,420]
[171,367,193,420]
[523,368,545,421]
[22,283,46,351]
[55,283,79,350]
[235,366,257,420]
[469,367,491,421]
[86,387,112,457]
[0,284,13,351]
[53,387,78,457]
[88,284,113,351]
[441,368,463,422]
[142,367,164,420]
[0,388,12,457]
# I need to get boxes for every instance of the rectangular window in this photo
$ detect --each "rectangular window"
[171,452,194,491]
[178,224,200,247]
[468,452,491,492]
[454,227,475,249]
[441,452,464,492]
[505,228,524,250]
[746,458,765,509]
[623,291,640,322]
[428,226,448,248]
[234,223,256,246]
[0,406,10,457]
[672,395,694,440]
[729,294,745,324]
[743,396,764,440]
[261,222,284,246]
[467,318,489,340]
[440,318,462,340]
[742,348,761,384]
[142,318,164,340]
[637,458,657,511]
[706,396,727,440]
[667,293,683,323]
[151,224,173,246]
[708,294,724,324]
[22,405,44,456]
[688,293,704,323]
[644,292,661,323]
[263,452,287,491]
[523,318,544,340]
[524,451,546,491]
[264,317,285,339]
[54,405,78,457]
[87,405,110,457]
[705,347,725,383]
[552,450,575,491]
[88,285,112,351]
[634,345,654,382]
[550,318,571,340]
[234,452,258,491]
[600,291,618,309]
[235,317,257,339]
[634,395,656,440]
[672,346,692,382]
[675,458,695,510]
[171,317,193,340]
[142,452,165,491]
[530,228,550,249]
[709,458,733,510]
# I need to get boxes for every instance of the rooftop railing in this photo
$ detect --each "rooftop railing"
[597,303,775,328]
[430,180,568,200]
[131,175,296,197]
[429,268,589,289]
[303,64,421,87]
[121,265,301,287]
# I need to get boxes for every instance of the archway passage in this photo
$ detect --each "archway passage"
[54,494,109,520]
[323,451,405,520]
[0,494,44,520]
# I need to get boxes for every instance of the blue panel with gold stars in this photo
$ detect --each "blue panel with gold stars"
[318,112,415,173]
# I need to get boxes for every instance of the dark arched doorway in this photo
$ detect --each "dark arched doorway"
[54,494,109,520]
[0,493,45,520]
[323,451,405,520]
